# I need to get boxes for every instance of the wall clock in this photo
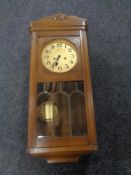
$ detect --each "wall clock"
[27,14,98,163]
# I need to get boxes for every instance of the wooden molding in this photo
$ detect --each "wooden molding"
[30,13,87,31]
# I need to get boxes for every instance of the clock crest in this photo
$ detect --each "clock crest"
[27,14,98,163]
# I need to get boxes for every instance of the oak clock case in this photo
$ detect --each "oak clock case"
[27,14,98,163]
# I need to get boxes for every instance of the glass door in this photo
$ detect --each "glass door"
[36,81,87,138]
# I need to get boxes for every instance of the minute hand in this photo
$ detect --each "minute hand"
[51,55,61,69]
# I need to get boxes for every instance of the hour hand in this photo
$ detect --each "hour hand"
[51,61,58,69]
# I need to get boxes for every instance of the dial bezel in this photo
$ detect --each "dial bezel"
[41,39,78,73]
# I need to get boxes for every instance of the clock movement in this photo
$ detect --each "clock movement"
[27,14,98,163]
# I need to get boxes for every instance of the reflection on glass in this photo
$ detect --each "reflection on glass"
[53,92,70,136]
[70,92,87,136]
[37,92,53,137]
[37,81,87,138]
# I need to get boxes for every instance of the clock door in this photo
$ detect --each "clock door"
[35,34,89,148]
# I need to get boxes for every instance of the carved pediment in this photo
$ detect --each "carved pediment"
[30,14,87,31]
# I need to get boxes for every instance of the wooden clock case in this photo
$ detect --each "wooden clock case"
[27,14,98,163]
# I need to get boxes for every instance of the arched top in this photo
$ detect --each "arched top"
[70,90,85,97]
[30,13,87,31]
[37,91,52,98]
[53,90,69,97]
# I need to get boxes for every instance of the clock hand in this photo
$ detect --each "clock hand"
[51,55,61,69]
[55,55,61,63]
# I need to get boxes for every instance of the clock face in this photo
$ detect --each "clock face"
[41,39,78,73]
